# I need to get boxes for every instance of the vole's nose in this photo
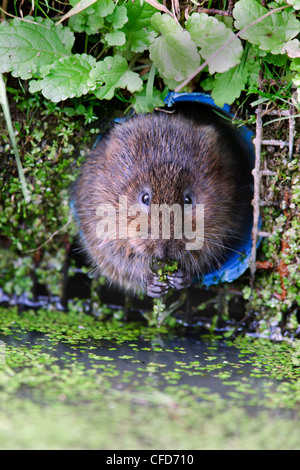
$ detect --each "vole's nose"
[154,241,178,261]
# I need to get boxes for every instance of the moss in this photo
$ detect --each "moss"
[247,153,300,336]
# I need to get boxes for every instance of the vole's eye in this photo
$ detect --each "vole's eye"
[141,193,150,206]
[184,194,192,205]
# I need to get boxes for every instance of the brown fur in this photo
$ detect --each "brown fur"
[72,107,252,295]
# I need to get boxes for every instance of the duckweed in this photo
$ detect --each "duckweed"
[0,306,300,449]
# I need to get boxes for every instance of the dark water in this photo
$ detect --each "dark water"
[1,324,297,420]
[1,279,299,423]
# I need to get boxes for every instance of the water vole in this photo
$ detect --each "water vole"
[71,103,253,298]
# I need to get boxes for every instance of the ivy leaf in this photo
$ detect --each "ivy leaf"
[68,0,114,34]
[88,55,143,100]
[0,16,74,79]
[149,13,200,82]
[233,0,300,55]
[69,0,114,16]
[56,0,98,25]
[104,31,126,46]
[29,54,96,102]
[68,11,104,34]
[211,65,249,107]
[186,13,243,74]
[119,0,158,53]
[106,5,128,29]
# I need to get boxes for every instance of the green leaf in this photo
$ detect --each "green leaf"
[119,0,158,53]
[149,13,201,83]
[106,5,128,29]
[56,0,98,25]
[291,58,300,98]
[68,0,114,34]
[211,64,249,107]
[263,53,288,66]
[68,11,104,34]
[0,16,74,80]
[131,84,166,113]
[281,39,300,58]
[88,55,143,100]
[287,0,300,9]
[233,0,300,55]
[92,0,115,17]
[29,54,96,102]
[105,31,126,46]
[70,0,114,16]
[186,12,243,73]
[246,58,260,89]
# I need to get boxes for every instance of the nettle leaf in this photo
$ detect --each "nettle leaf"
[88,55,143,100]
[186,12,243,74]
[211,65,249,107]
[68,0,114,34]
[29,54,96,102]
[0,16,74,79]
[119,0,158,53]
[149,13,200,83]
[233,0,300,55]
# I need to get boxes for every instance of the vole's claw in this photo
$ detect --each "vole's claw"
[167,270,192,290]
[146,273,169,298]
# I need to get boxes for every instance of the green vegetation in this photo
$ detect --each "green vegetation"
[1,0,299,110]
[0,1,299,334]
[1,0,300,451]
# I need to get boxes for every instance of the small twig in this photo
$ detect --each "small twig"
[198,8,232,16]
[259,201,279,207]
[258,231,272,237]
[171,0,180,22]
[260,169,276,176]
[288,87,297,159]
[0,0,8,20]
[0,7,39,23]
[250,104,263,281]
[228,0,235,16]
[261,139,289,148]
[267,110,290,116]
[142,0,174,20]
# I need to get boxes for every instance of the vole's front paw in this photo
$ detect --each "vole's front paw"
[167,270,192,291]
[146,272,169,298]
